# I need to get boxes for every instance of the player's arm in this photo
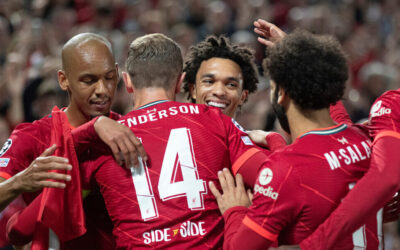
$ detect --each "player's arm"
[246,130,287,151]
[0,145,71,212]
[300,131,400,249]
[209,169,278,249]
[72,116,147,168]
[329,101,352,125]
[6,192,42,245]
[215,110,270,186]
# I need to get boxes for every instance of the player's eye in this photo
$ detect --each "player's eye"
[202,79,214,85]
[226,82,238,88]
[105,73,115,80]
[81,77,96,84]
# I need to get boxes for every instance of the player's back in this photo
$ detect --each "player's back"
[248,124,382,249]
[91,101,259,249]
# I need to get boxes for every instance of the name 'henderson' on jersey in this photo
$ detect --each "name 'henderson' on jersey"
[80,101,268,249]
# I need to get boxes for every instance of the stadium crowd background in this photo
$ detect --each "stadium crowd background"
[0,0,399,248]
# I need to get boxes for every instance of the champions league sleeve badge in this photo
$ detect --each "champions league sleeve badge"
[231,118,246,133]
[0,139,12,157]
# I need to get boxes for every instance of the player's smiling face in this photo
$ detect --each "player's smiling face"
[60,41,118,120]
[191,57,248,118]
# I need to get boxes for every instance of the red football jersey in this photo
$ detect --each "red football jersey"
[0,108,121,249]
[83,101,267,249]
[242,124,382,248]
[368,88,400,138]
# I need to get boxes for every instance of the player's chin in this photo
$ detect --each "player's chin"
[89,106,111,117]
[222,107,235,118]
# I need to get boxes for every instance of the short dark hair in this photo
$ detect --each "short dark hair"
[126,33,183,89]
[183,35,258,102]
[264,30,348,110]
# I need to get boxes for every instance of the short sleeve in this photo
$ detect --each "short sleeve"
[219,114,267,175]
[0,122,49,179]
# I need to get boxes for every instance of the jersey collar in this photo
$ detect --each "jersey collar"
[299,123,348,138]
[136,100,170,110]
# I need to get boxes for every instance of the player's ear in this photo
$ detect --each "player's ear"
[276,86,286,105]
[189,83,196,101]
[122,72,134,93]
[175,72,185,94]
[57,70,68,91]
[115,63,120,81]
[239,89,249,105]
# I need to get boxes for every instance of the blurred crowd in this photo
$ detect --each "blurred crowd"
[0,0,399,248]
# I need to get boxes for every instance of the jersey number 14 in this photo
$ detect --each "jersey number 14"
[131,128,207,221]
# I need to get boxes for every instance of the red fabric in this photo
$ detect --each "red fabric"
[329,101,352,125]
[31,223,49,250]
[368,88,400,138]
[222,207,273,250]
[6,194,41,245]
[244,124,379,248]
[33,107,86,247]
[300,89,400,249]
[0,197,25,247]
[236,150,269,187]
[81,101,267,249]
[300,132,400,249]
[264,132,287,151]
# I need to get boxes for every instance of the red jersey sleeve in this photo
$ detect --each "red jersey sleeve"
[222,206,272,250]
[71,117,99,156]
[243,158,302,243]
[368,91,400,138]
[300,131,400,249]
[330,101,352,125]
[0,120,50,180]
[219,114,269,186]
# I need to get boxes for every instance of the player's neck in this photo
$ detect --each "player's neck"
[64,105,90,128]
[133,87,175,110]
[288,105,336,140]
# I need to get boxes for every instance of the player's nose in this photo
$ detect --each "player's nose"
[211,81,227,97]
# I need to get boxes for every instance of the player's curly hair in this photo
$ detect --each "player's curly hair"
[263,30,348,110]
[183,35,258,102]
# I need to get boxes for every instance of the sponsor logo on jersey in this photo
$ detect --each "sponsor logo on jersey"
[143,220,206,245]
[254,184,279,200]
[0,158,9,167]
[370,100,391,118]
[0,139,12,157]
[258,168,273,185]
[231,118,246,133]
[241,136,253,145]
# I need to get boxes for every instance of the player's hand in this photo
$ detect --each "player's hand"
[247,130,287,151]
[94,116,148,168]
[254,19,286,47]
[209,169,251,214]
[12,145,72,193]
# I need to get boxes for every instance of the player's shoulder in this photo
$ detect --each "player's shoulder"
[12,114,52,136]
[370,89,400,118]
[256,153,300,194]
[262,149,293,172]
